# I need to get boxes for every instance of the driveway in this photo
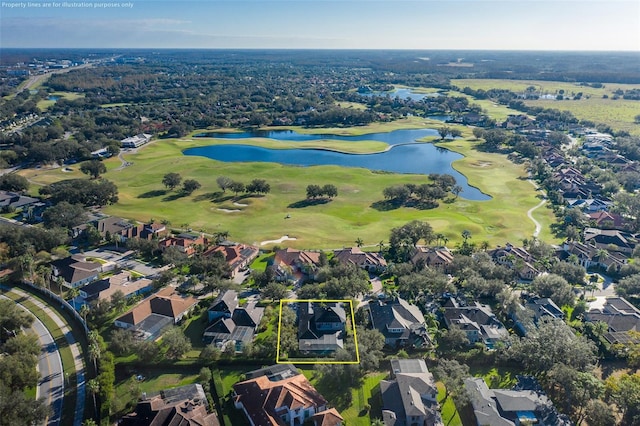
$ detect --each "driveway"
[77,247,166,277]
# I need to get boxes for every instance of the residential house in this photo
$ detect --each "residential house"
[566,198,610,213]
[272,248,322,284]
[585,297,640,345]
[368,297,431,348]
[203,290,264,352]
[119,222,168,241]
[297,302,346,354]
[513,296,564,336]
[442,299,508,349]
[120,383,219,426]
[159,233,208,257]
[233,364,342,426]
[78,271,153,303]
[380,359,443,426]
[0,190,39,211]
[488,243,540,280]
[587,211,626,230]
[410,246,454,271]
[466,377,573,426]
[203,243,259,277]
[207,289,239,322]
[333,247,387,273]
[51,255,102,289]
[114,286,199,340]
[562,241,626,272]
[583,228,637,255]
[96,216,134,240]
[203,303,264,352]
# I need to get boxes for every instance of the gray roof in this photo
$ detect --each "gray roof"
[208,290,238,314]
[381,360,439,426]
[390,359,428,376]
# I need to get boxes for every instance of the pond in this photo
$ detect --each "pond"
[185,129,490,201]
[364,88,442,101]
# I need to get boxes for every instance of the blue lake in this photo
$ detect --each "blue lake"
[364,88,442,101]
[185,129,490,201]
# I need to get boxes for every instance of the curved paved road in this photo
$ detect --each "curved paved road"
[0,295,64,426]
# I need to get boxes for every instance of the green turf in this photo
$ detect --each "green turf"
[452,78,640,135]
[36,91,84,111]
[113,368,200,418]
[437,382,463,426]
[18,117,558,249]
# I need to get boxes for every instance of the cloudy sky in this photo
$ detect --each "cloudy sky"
[1,0,639,50]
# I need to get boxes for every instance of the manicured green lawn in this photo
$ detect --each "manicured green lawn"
[437,382,463,426]
[22,118,556,249]
[470,365,519,389]
[452,78,640,135]
[36,91,84,111]
[113,368,201,417]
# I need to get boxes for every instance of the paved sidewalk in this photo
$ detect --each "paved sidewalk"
[9,287,86,426]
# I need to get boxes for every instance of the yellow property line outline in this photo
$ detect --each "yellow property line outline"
[276,299,360,365]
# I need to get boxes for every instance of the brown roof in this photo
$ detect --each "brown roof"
[116,287,198,326]
[311,408,344,426]
[233,373,328,426]
[274,248,322,267]
[116,300,153,326]
[333,247,386,268]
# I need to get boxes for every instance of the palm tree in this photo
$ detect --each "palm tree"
[68,286,80,311]
[88,331,102,374]
[79,304,90,324]
[378,240,385,252]
[87,378,100,417]
[461,229,472,243]
[355,237,364,248]
[55,276,66,297]
[371,419,385,426]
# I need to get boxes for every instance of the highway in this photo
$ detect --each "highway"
[0,295,64,426]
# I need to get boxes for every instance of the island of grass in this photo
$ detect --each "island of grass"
[20,117,558,249]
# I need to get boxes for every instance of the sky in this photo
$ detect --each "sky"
[1,0,639,51]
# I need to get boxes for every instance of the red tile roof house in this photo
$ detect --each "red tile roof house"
[114,286,199,340]
[272,248,322,284]
[159,233,208,257]
[233,364,343,426]
[203,243,259,277]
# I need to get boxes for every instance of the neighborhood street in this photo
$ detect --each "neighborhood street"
[0,294,64,426]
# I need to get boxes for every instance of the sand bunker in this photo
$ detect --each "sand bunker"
[217,208,242,213]
[260,235,297,246]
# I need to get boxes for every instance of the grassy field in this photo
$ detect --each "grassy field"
[452,78,640,135]
[36,91,84,111]
[19,118,557,249]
